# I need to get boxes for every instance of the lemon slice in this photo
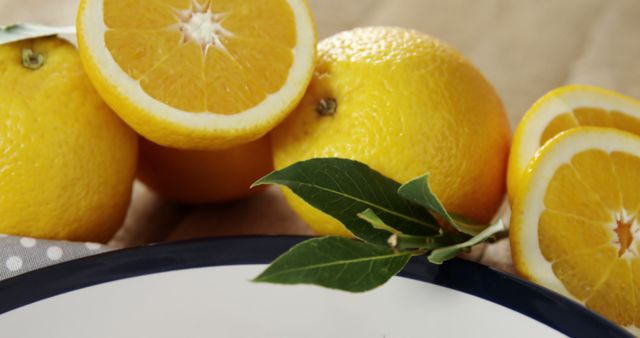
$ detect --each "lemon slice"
[508,85,640,198]
[77,0,316,149]
[511,127,640,334]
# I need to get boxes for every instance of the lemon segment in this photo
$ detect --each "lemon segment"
[611,152,640,215]
[538,210,612,262]
[542,163,612,223]
[586,259,636,327]
[550,247,616,300]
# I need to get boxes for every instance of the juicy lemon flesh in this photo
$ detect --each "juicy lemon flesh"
[103,0,295,114]
[541,107,640,146]
[540,148,640,327]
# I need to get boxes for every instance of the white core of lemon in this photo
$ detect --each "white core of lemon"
[176,2,234,53]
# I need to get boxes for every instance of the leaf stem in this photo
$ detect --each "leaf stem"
[388,233,453,250]
[488,229,509,242]
[428,220,506,264]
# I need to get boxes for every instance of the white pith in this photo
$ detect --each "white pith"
[517,128,640,332]
[178,10,233,52]
[79,0,315,132]
[516,88,640,181]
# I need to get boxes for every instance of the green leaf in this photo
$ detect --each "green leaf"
[0,24,75,45]
[397,174,487,236]
[254,158,439,245]
[254,237,411,292]
[427,220,506,264]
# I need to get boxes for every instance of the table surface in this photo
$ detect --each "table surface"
[2,0,640,274]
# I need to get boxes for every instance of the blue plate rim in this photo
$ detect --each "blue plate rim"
[0,235,630,337]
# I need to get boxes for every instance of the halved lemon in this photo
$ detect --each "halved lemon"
[511,127,640,334]
[77,0,316,149]
[508,85,640,199]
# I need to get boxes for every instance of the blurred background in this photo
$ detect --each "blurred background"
[1,0,640,271]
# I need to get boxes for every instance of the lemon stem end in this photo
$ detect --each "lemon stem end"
[316,98,337,116]
[21,48,44,70]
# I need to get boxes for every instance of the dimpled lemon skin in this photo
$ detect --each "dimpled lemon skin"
[0,37,137,242]
[271,27,511,237]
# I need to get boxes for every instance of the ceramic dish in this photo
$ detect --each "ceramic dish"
[0,236,630,337]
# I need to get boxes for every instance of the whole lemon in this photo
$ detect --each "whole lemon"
[137,136,273,204]
[0,37,137,242]
[271,27,511,237]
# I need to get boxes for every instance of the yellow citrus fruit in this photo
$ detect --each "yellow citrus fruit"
[137,136,272,203]
[76,0,316,150]
[271,27,511,237]
[508,84,640,200]
[0,37,137,242]
[510,127,640,334]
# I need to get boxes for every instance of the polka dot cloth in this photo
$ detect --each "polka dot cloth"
[0,235,110,280]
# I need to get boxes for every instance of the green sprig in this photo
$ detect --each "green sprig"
[253,158,506,292]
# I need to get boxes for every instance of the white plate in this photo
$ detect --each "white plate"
[0,237,629,338]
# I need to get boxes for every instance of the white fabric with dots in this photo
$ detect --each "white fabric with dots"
[0,235,110,280]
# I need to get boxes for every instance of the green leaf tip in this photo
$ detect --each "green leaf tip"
[398,174,486,236]
[250,173,269,189]
[356,208,397,234]
[0,23,75,46]
[1,24,19,32]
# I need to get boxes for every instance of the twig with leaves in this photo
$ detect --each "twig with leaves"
[252,158,505,292]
